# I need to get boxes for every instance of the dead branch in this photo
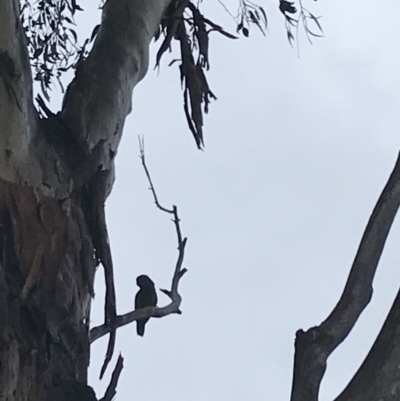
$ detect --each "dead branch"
[290,152,400,401]
[90,298,186,343]
[139,137,174,214]
[99,354,124,401]
[95,192,117,380]
[89,138,187,344]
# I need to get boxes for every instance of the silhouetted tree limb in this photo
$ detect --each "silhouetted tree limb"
[99,354,124,401]
[90,295,186,343]
[335,286,400,401]
[291,152,400,401]
[90,139,187,344]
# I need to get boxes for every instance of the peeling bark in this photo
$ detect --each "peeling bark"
[0,179,95,399]
[0,0,172,399]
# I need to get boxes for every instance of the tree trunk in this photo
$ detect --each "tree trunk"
[0,0,171,399]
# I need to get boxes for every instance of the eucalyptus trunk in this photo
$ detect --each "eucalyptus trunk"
[0,0,171,399]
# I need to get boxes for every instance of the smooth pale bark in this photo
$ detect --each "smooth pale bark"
[0,0,171,400]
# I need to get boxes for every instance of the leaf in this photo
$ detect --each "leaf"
[307,29,324,38]
[155,16,180,67]
[286,16,297,26]
[90,24,100,43]
[33,47,43,59]
[202,17,238,39]
[69,28,78,43]
[259,7,268,28]
[308,13,323,33]
[168,59,181,67]
[248,10,258,24]
[248,10,266,36]
[287,29,294,46]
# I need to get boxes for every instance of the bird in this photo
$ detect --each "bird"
[134,275,158,336]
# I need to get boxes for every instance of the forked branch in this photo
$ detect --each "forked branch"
[290,152,400,401]
[99,355,124,401]
[89,138,187,344]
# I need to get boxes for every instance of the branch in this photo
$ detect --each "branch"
[97,204,117,380]
[335,286,400,401]
[99,354,124,401]
[290,152,400,401]
[89,138,187,344]
[138,137,187,289]
[90,296,186,343]
[138,136,174,214]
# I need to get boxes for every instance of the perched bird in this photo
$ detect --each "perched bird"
[134,275,158,336]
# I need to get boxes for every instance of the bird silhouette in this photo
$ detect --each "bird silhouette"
[135,275,158,336]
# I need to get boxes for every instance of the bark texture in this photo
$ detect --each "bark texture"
[0,0,171,399]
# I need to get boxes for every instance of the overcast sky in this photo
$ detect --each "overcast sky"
[58,1,400,400]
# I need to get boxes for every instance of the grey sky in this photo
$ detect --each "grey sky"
[59,1,400,400]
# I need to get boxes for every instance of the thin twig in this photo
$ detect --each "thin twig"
[138,137,173,214]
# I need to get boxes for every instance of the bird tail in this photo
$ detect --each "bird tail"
[137,320,145,336]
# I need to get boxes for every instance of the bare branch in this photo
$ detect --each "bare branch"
[290,152,400,401]
[90,292,186,343]
[99,354,124,401]
[99,329,116,380]
[138,137,173,214]
[90,138,188,343]
[91,188,118,380]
